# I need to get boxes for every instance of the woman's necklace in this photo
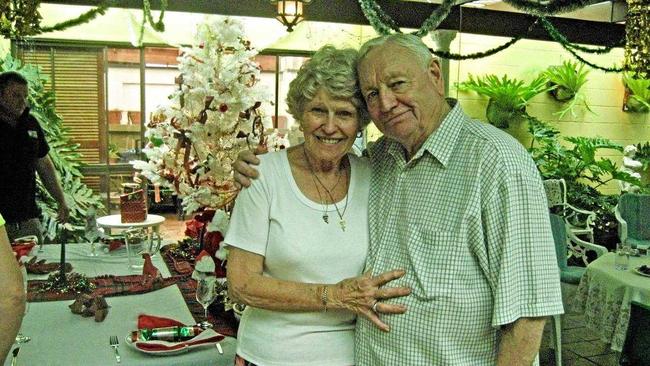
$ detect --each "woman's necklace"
[303,146,350,232]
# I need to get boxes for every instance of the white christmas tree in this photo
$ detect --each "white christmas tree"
[132,17,284,225]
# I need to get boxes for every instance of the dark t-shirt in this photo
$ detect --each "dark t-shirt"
[0,108,49,223]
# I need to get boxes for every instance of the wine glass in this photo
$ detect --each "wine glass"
[195,275,218,327]
[84,207,101,257]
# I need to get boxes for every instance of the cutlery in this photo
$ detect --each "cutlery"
[109,335,121,363]
[10,347,19,366]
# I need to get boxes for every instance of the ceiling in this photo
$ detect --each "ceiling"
[43,0,626,46]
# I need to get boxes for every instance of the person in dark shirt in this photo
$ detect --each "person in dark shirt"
[0,71,69,243]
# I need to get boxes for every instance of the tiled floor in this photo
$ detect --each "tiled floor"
[539,283,620,366]
[156,213,621,366]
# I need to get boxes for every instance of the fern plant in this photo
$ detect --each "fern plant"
[543,60,592,118]
[0,54,104,242]
[456,74,551,128]
[527,116,644,248]
[635,142,650,171]
[622,73,650,113]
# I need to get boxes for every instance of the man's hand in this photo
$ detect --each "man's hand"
[233,149,263,188]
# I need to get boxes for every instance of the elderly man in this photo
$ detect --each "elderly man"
[0,71,69,243]
[235,34,563,366]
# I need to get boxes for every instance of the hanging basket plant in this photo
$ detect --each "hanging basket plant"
[457,74,551,128]
[544,60,592,118]
[622,73,650,113]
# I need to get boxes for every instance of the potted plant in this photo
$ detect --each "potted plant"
[622,73,650,113]
[456,74,551,128]
[543,60,592,118]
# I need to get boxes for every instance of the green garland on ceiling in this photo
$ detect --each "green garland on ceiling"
[432,36,522,60]
[539,17,624,54]
[357,0,625,71]
[540,17,625,72]
[143,0,166,32]
[137,0,168,46]
[40,1,112,34]
[502,0,597,16]
[358,0,455,37]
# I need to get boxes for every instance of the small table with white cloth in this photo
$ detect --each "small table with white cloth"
[97,214,166,236]
[3,243,236,366]
[574,252,650,351]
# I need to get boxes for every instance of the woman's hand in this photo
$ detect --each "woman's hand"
[330,269,410,332]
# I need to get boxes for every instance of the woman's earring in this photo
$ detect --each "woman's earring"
[356,130,363,138]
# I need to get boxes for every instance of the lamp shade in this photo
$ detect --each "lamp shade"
[274,0,306,32]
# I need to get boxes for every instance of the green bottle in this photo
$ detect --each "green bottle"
[130,326,202,342]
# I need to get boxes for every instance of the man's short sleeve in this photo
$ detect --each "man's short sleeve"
[482,170,564,326]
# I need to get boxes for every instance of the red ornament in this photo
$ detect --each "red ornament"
[219,103,228,113]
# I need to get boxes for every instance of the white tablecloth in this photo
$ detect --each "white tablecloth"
[574,252,650,351]
[3,244,236,366]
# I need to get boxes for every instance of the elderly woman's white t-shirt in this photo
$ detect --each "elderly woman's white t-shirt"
[225,149,370,366]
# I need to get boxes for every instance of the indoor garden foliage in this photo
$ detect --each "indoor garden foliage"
[543,60,592,118]
[622,72,650,113]
[0,54,104,242]
[132,17,275,232]
[456,74,551,128]
[527,117,645,248]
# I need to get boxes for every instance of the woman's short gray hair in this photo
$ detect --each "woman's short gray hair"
[358,33,435,69]
[286,45,370,129]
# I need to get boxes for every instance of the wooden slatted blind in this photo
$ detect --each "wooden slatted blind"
[19,46,104,166]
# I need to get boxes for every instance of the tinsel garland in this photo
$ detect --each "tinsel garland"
[36,272,96,294]
[502,0,596,16]
[357,0,454,37]
[432,36,522,60]
[143,0,167,32]
[539,17,624,55]
[40,1,112,34]
[625,0,650,79]
[137,0,168,46]
[356,0,624,66]
[540,17,624,73]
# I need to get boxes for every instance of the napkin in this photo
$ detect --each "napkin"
[11,242,35,261]
[134,314,225,352]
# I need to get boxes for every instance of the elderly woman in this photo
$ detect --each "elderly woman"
[225,45,410,366]
[0,213,26,360]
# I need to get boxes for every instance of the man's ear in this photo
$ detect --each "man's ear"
[427,59,445,96]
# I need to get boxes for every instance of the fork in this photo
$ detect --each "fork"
[109,335,121,363]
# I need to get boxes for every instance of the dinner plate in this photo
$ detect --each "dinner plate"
[633,266,650,277]
[124,328,225,356]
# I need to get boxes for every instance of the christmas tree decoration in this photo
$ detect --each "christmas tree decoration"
[132,17,280,229]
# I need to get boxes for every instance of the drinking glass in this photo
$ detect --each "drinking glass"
[85,216,101,257]
[195,275,217,326]
[615,243,631,271]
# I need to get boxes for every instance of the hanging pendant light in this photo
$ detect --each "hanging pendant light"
[271,0,311,32]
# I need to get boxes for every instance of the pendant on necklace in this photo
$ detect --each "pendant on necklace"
[339,219,346,232]
[322,213,329,224]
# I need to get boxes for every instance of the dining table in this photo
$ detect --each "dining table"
[3,242,237,366]
[573,252,650,352]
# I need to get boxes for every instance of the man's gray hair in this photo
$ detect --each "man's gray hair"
[358,33,436,69]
